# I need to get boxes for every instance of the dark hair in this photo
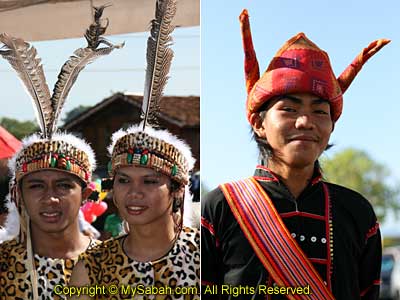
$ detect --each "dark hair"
[0,176,10,214]
[170,180,181,192]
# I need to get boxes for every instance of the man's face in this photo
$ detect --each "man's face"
[20,170,85,234]
[113,166,173,228]
[252,92,333,168]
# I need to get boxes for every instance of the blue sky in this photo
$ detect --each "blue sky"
[201,1,399,232]
[0,26,200,121]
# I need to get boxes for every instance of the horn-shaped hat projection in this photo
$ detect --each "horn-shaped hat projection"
[240,9,390,123]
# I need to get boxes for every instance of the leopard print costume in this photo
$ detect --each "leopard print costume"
[0,238,97,300]
[80,226,200,299]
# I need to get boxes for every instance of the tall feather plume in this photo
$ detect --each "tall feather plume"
[0,34,52,138]
[142,0,177,130]
[50,5,124,136]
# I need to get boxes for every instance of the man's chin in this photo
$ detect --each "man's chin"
[285,156,319,169]
[31,220,70,235]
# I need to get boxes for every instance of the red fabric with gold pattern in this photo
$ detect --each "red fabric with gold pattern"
[240,9,390,124]
[337,39,390,93]
[248,32,342,122]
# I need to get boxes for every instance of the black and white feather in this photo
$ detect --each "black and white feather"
[50,5,124,136]
[0,33,52,138]
[142,0,177,130]
[0,5,123,138]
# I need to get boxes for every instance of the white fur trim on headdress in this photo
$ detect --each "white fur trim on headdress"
[8,131,96,181]
[108,124,195,171]
[0,195,20,243]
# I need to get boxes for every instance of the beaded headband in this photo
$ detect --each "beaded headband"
[109,125,194,185]
[10,133,95,183]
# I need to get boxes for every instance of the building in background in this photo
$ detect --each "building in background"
[63,93,200,177]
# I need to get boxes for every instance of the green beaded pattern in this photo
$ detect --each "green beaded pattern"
[15,140,91,182]
[111,132,189,185]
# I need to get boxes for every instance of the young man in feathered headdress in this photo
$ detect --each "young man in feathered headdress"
[201,9,388,300]
[69,1,200,299]
[0,6,122,299]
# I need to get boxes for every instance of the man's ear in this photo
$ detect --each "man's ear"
[171,185,185,198]
[82,187,92,200]
[250,113,265,138]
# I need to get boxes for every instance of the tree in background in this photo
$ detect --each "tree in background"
[0,117,37,140]
[62,105,91,124]
[0,105,91,140]
[321,148,400,222]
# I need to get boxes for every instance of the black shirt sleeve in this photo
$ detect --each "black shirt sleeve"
[359,223,382,300]
[201,188,223,291]
[328,183,382,300]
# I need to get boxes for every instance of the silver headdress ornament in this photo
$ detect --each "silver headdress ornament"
[108,0,196,227]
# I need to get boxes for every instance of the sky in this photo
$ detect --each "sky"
[201,1,399,233]
[0,27,200,121]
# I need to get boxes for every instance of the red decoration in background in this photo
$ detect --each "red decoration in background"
[92,201,108,216]
[80,198,108,224]
[0,126,21,159]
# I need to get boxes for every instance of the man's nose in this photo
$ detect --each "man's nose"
[128,190,144,201]
[42,188,61,203]
[128,183,144,199]
[295,114,315,130]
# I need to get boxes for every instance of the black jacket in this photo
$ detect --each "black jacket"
[201,166,381,300]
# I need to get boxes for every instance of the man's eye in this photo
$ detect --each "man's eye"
[117,177,129,184]
[57,183,73,189]
[281,107,296,112]
[315,109,329,115]
[144,179,158,184]
[29,184,43,189]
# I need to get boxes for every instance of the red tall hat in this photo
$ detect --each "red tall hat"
[240,9,390,123]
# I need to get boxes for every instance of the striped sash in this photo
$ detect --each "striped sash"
[220,177,335,300]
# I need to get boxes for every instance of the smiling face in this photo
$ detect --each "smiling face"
[251,92,333,169]
[20,170,85,234]
[113,166,174,228]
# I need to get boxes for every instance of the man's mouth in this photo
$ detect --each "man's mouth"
[126,205,147,215]
[39,211,62,222]
[289,135,319,142]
